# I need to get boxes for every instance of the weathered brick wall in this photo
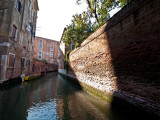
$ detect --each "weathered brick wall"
[5,38,33,80]
[33,36,59,64]
[0,0,39,82]
[0,36,8,55]
[58,49,65,69]
[0,1,13,36]
[33,59,58,74]
[46,63,58,72]
[69,0,160,115]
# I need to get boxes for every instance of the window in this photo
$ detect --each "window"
[38,52,42,60]
[27,42,30,51]
[16,0,22,13]
[8,53,15,68]
[38,56,42,60]
[51,46,53,51]
[21,58,26,68]
[39,44,42,50]
[30,60,32,66]
[28,60,30,66]
[12,25,18,40]
[40,40,42,43]
[26,22,32,33]
[51,42,53,44]
[16,0,19,9]
[28,0,31,8]
[71,44,75,50]
[50,53,53,57]
[46,53,49,56]
[32,46,34,52]
[26,59,28,66]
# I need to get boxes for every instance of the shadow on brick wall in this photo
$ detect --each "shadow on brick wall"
[105,0,160,118]
[62,0,160,119]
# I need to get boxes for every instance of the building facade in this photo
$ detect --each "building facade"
[58,38,65,70]
[33,36,59,65]
[0,0,39,83]
[58,28,75,73]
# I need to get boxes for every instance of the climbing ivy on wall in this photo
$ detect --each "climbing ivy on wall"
[65,50,71,73]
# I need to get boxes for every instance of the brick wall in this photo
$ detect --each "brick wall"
[0,36,8,55]
[5,38,33,80]
[0,0,38,82]
[68,0,160,116]
[0,1,13,36]
[33,36,59,64]
[33,59,58,74]
[58,41,75,70]
[58,49,65,69]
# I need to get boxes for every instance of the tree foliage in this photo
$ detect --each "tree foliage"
[62,12,93,46]
[77,0,131,28]
[62,0,131,47]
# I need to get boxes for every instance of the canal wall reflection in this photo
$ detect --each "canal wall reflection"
[0,72,159,119]
[56,74,115,120]
[0,72,125,120]
[0,73,59,120]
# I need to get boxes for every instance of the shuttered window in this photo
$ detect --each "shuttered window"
[12,25,18,40]
[8,53,15,68]
[21,58,26,68]
[16,0,22,13]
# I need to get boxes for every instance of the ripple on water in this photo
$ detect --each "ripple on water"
[27,99,59,120]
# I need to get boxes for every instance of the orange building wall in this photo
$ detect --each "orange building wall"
[33,36,59,64]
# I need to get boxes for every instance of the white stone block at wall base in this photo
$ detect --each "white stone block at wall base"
[76,72,115,93]
[0,42,10,47]
[58,69,67,75]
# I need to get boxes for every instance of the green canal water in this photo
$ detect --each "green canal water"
[0,72,158,120]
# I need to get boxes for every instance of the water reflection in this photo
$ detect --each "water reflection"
[0,72,157,120]
[0,73,59,120]
[27,99,58,120]
[0,72,113,120]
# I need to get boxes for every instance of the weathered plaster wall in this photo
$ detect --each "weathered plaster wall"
[0,0,39,82]
[69,0,160,116]
[0,0,13,36]
[5,39,33,80]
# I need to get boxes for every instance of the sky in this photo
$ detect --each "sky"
[36,0,88,41]
[36,0,120,41]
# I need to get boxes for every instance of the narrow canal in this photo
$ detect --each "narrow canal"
[0,72,158,120]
